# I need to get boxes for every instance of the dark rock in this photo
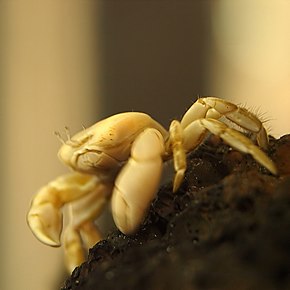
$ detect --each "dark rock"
[61,134,290,290]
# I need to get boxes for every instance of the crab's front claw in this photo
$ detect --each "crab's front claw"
[27,202,63,247]
[112,128,165,234]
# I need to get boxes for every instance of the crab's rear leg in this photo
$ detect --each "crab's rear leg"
[27,172,111,247]
[111,128,165,234]
[182,118,277,175]
[181,97,269,149]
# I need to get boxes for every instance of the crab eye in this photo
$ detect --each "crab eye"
[68,134,92,148]
[76,151,102,171]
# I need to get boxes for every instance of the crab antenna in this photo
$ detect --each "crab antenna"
[64,126,71,141]
[81,124,86,131]
[54,131,66,144]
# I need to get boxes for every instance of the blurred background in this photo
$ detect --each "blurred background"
[1,1,289,289]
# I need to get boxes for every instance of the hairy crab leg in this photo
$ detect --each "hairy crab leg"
[27,172,111,247]
[182,118,277,175]
[111,128,165,234]
[181,97,269,149]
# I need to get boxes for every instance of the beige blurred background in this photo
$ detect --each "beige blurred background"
[1,1,289,290]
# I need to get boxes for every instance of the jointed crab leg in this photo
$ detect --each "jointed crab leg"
[64,221,102,271]
[164,98,276,193]
[181,97,269,149]
[167,120,187,192]
[63,189,109,272]
[63,223,85,272]
[182,118,277,174]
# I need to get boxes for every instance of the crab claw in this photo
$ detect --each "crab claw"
[27,172,104,249]
[112,128,165,234]
[27,202,63,247]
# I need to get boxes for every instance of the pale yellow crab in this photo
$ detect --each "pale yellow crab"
[27,97,277,272]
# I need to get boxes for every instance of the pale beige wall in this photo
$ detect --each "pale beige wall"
[1,1,101,290]
[207,0,290,137]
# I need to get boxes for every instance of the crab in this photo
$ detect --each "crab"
[27,97,277,272]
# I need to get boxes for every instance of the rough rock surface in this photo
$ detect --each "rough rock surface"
[61,135,290,290]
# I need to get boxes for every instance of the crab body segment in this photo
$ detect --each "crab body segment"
[27,97,277,272]
[59,112,168,175]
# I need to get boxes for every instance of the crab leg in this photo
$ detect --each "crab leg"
[63,186,111,271]
[111,128,165,234]
[64,221,103,272]
[167,120,187,192]
[63,224,84,272]
[27,172,111,247]
[181,97,268,149]
[182,118,277,174]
